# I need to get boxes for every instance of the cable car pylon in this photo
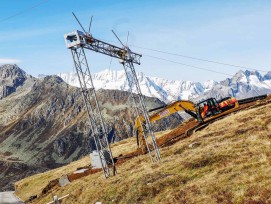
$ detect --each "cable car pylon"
[64,14,161,172]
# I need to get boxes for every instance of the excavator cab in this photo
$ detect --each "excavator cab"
[197,98,221,120]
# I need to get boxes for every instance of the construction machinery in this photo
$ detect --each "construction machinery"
[135,96,239,152]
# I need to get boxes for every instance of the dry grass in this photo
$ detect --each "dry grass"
[14,156,90,200]
[15,129,170,201]
[111,129,172,157]
[16,103,271,203]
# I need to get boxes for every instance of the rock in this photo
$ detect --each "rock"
[188,142,201,148]
[59,175,70,187]
[0,64,28,98]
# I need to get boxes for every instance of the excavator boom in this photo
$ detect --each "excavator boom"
[135,100,198,130]
[135,100,199,152]
[135,97,239,153]
[148,100,197,122]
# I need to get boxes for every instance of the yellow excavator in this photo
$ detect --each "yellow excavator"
[135,97,239,151]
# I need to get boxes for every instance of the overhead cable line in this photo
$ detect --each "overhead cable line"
[0,0,49,24]
[132,45,270,73]
[143,54,233,77]
[143,53,271,95]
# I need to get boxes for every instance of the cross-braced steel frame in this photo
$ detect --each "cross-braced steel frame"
[65,29,161,168]
[70,47,116,178]
[121,49,161,162]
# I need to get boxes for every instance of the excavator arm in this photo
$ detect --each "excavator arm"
[134,97,239,153]
[148,100,198,122]
[134,100,199,151]
[135,100,198,129]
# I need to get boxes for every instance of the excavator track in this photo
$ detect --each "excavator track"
[238,94,267,105]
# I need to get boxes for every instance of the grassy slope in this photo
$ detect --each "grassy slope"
[16,104,271,204]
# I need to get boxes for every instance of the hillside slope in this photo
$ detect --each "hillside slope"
[0,64,182,191]
[16,101,271,203]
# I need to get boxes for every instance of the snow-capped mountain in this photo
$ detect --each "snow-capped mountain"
[203,80,218,91]
[199,70,271,101]
[57,69,271,103]
[57,69,207,102]
[37,74,48,79]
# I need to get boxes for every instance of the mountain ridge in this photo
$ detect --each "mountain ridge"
[57,68,271,102]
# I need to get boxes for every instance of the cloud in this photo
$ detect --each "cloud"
[0,58,21,64]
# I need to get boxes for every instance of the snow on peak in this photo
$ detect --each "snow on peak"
[57,69,271,102]
[200,69,271,100]
[57,69,205,102]
[264,71,271,81]
[203,80,218,91]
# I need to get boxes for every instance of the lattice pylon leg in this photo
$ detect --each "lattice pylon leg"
[71,47,116,177]
[122,61,161,162]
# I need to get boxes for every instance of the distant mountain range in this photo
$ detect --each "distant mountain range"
[57,69,271,102]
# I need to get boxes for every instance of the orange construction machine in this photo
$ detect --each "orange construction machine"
[135,97,239,152]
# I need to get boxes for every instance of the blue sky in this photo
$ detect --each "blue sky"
[1,0,271,82]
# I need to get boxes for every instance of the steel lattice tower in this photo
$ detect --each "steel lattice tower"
[64,28,161,167]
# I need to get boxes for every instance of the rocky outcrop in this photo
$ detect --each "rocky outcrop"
[0,64,29,99]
